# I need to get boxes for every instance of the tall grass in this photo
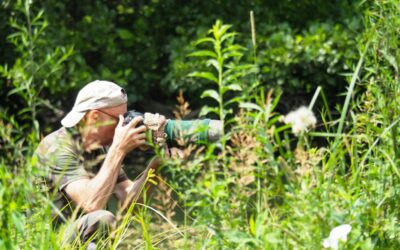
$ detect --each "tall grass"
[1,0,400,249]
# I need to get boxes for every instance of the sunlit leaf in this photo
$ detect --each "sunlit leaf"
[201,89,221,103]
[222,83,242,94]
[225,96,243,106]
[188,50,217,58]
[221,32,237,43]
[188,71,218,84]
[223,51,243,59]
[194,37,214,45]
[217,24,232,39]
[199,106,219,116]
[206,59,221,72]
[239,102,263,112]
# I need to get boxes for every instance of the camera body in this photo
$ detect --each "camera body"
[123,110,145,127]
[123,110,222,146]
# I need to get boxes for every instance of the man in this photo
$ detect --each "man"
[35,80,172,246]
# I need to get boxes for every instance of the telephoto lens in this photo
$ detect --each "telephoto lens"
[123,110,223,146]
[164,119,222,144]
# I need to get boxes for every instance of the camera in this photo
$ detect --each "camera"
[123,110,145,127]
[123,110,222,146]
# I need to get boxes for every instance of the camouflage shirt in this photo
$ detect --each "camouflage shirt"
[35,127,127,225]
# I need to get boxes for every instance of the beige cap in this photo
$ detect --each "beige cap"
[61,80,128,127]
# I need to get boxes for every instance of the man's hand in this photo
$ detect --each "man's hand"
[112,115,147,154]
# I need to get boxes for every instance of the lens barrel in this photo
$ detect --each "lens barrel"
[123,110,222,144]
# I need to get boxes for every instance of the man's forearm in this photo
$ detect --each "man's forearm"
[83,145,126,211]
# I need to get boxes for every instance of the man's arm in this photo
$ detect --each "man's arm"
[64,116,146,213]
[114,156,162,211]
[114,147,184,211]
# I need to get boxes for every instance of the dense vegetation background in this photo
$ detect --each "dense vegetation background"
[0,0,399,249]
[1,0,362,122]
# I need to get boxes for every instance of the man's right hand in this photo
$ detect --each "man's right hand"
[111,115,147,154]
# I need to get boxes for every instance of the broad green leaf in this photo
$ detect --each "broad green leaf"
[201,89,221,103]
[211,20,222,38]
[221,32,237,43]
[222,84,242,94]
[206,59,221,72]
[239,102,263,112]
[233,64,257,71]
[223,51,243,59]
[227,83,242,91]
[216,24,232,39]
[187,71,218,84]
[194,37,214,45]
[199,106,219,117]
[225,96,243,106]
[188,50,217,58]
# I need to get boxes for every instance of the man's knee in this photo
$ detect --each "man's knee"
[83,210,116,230]
[93,210,116,227]
[77,210,116,242]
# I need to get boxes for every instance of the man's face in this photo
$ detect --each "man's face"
[84,103,127,146]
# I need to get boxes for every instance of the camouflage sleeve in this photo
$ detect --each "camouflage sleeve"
[52,147,91,190]
[35,137,91,192]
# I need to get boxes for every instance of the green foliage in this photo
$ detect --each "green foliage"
[1,0,363,115]
[256,22,359,94]
[1,0,400,249]
[0,0,73,135]
[188,20,256,143]
[0,1,71,249]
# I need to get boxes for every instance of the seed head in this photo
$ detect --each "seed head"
[281,106,317,136]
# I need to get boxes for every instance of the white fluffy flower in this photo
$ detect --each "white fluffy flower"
[281,106,317,136]
[323,224,352,250]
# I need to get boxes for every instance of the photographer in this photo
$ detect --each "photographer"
[35,80,182,247]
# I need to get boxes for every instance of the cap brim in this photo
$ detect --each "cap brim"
[61,110,86,128]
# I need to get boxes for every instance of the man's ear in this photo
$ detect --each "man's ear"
[85,110,99,124]
[78,112,89,131]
